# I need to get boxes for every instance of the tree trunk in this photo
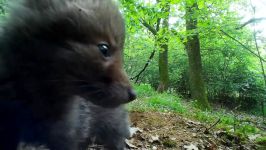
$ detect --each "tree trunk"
[185,1,210,109]
[157,1,170,93]
[158,42,169,92]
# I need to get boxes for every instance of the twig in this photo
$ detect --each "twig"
[236,17,266,29]
[204,118,221,134]
[130,50,156,83]
[220,29,266,62]
[131,18,161,83]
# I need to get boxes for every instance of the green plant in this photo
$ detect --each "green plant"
[256,136,266,146]
[128,84,186,113]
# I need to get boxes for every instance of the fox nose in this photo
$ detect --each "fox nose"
[128,88,136,101]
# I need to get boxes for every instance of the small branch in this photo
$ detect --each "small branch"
[220,30,266,62]
[156,18,161,32]
[233,105,241,111]
[140,19,157,35]
[131,49,156,83]
[236,17,266,30]
[132,18,161,83]
[140,16,161,35]
[204,118,221,134]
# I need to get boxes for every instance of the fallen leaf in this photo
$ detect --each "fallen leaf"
[149,135,160,143]
[192,133,197,137]
[129,127,143,137]
[248,134,261,141]
[125,139,138,149]
[184,143,199,150]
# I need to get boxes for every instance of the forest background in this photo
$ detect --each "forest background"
[117,0,266,147]
[120,0,266,114]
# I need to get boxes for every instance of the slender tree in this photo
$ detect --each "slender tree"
[157,0,170,92]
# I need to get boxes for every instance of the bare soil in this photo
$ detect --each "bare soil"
[126,111,260,150]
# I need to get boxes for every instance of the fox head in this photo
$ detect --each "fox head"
[0,0,136,107]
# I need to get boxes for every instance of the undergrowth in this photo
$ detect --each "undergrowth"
[127,83,186,113]
[127,83,266,145]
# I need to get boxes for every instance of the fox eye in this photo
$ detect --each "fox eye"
[97,42,110,57]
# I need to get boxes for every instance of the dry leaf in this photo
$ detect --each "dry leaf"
[184,143,199,150]
[125,139,138,149]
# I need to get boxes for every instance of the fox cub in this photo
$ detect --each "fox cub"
[0,0,136,150]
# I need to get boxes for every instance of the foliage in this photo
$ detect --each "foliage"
[127,83,186,113]
[120,0,266,113]
[147,93,185,112]
[0,0,6,12]
[0,0,6,18]
[256,136,266,146]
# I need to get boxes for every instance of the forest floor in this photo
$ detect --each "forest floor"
[126,111,265,150]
